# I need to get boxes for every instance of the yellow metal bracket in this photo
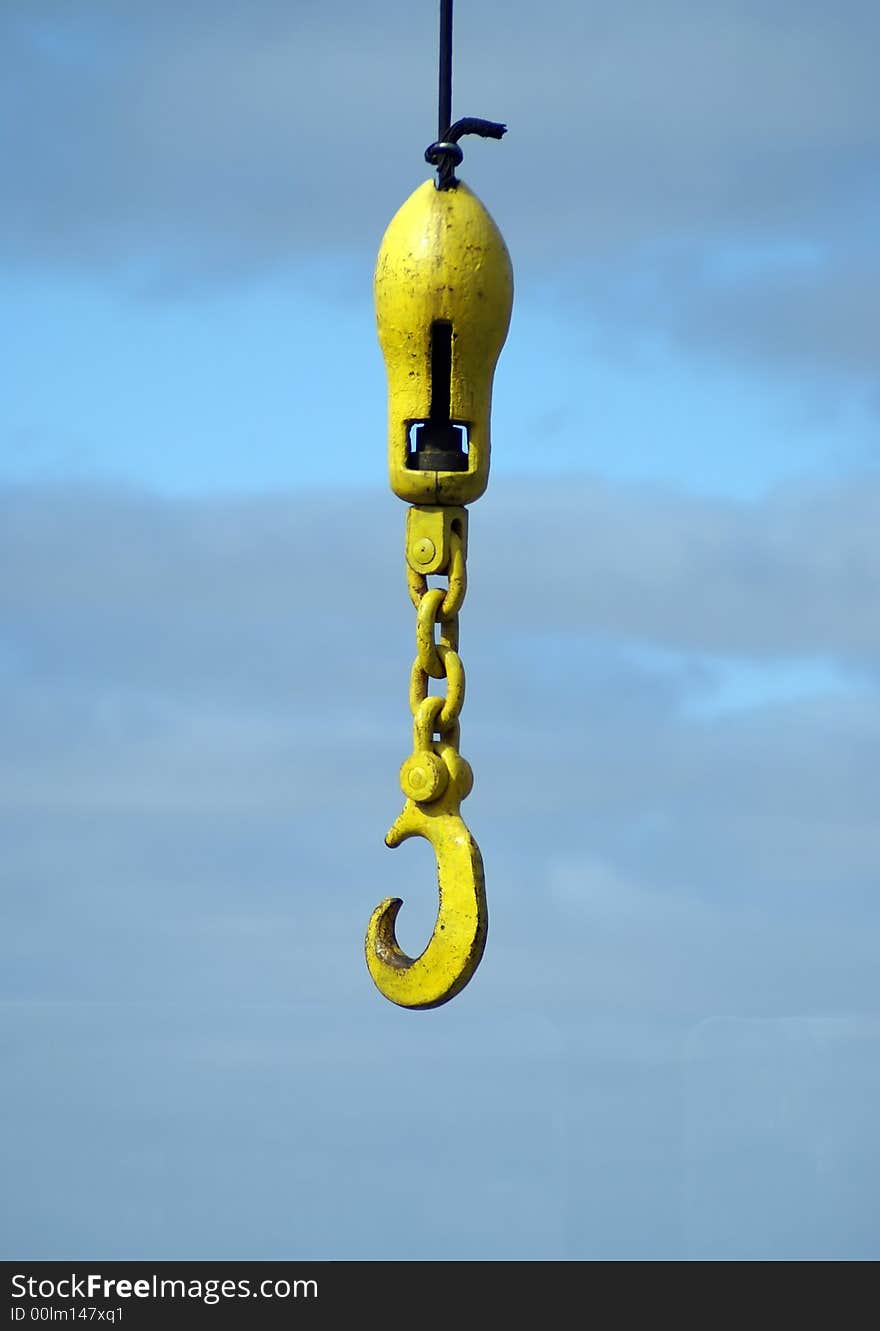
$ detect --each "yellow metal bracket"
[405,505,467,576]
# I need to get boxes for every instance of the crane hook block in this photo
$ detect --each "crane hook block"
[374,179,513,506]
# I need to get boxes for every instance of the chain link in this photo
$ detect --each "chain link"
[406,526,468,773]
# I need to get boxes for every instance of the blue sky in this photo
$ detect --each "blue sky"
[2,0,879,1259]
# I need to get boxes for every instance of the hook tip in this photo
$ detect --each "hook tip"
[366,896,409,971]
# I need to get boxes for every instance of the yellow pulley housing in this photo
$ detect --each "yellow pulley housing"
[374,178,513,506]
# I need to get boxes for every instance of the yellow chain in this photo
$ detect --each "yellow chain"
[406,525,467,764]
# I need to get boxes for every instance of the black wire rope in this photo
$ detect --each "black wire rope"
[424,0,506,190]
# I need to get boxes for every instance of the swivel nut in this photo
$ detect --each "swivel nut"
[399,751,449,804]
[412,537,436,566]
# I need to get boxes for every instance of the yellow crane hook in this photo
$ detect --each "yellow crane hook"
[366,740,487,1010]
[365,1,512,1009]
[365,177,512,1009]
